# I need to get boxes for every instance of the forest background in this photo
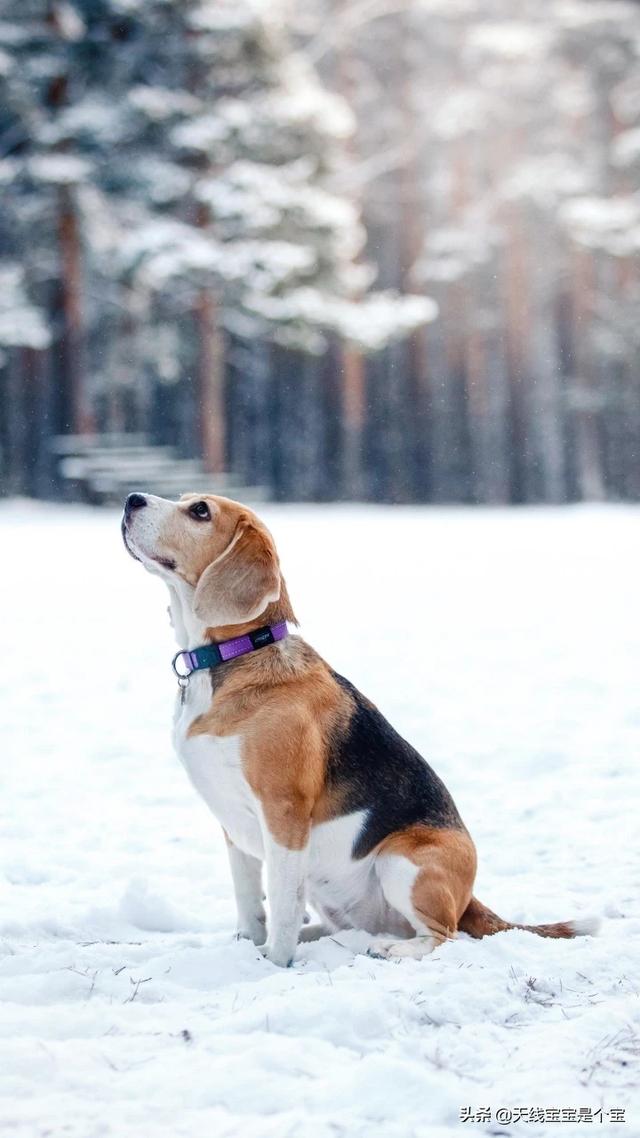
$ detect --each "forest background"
[2,0,639,505]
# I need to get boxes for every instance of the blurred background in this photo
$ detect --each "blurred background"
[1,0,639,506]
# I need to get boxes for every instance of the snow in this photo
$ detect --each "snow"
[611,77,640,125]
[467,23,554,60]
[556,1,638,31]
[246,288,436,350]
[561,196,640,255]
[503,156,589,208]
[128,86,200,123]
[0,265,50,349]
[612,128,640,168]
[187,0,262,33]
[43,99,133,147]
[117,219,224,289]
[268,57,355,139]
[27,154,93,186]
[432,89,490,140]
[415,225,501,284]
[1,500,639,1138]
[52,0,85,42]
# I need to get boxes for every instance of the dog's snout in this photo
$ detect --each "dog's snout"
[124,492,147,520]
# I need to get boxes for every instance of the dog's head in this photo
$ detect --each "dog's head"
[122,492,292,630]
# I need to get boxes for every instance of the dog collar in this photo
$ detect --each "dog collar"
[172,620,288,686]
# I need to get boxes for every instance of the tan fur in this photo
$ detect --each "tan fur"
[157,494,297,631]
[380,825,478,944]
[206,576,297,644]
[194,520,279,626]
[458,896,580,940]
[187,637,354,846]
[158,495,239,584]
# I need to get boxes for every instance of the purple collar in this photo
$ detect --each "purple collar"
[172,620,288,683]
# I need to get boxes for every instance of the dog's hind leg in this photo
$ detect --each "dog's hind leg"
[369,826,476,961]
[298,922,332,942]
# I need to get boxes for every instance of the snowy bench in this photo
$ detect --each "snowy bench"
[51,435,267,505]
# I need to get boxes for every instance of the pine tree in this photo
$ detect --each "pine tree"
[0,0,430,497]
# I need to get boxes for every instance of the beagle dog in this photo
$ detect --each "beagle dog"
[122,492,596,966]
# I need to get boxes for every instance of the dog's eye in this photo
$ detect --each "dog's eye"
[189,501,211,521]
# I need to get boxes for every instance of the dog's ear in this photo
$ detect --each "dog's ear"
[193,518,281,626]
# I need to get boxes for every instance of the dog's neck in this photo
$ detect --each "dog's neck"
[167,581,206,650]
[166,578,296,650]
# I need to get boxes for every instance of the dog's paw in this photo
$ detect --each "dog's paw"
[367,936,400,960]
[367,935,436,961]
[256,941,295,968]
[236,917,267,946]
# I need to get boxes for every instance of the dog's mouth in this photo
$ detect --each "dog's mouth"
[121,517,176,571]
[121,517,141,562]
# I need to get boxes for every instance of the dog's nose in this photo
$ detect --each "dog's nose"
[124,492,147,520]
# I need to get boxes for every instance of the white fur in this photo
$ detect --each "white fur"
[174,665,312,964]
[261,839,308,967]
[366,855,437,959]
[125,493,184,571]
[173,669,276,950]
[173,676,264,861]
[375,854,423,928]
[368,934,438,961]
[569,916,601,937]
[307,814,412,937]
[226,842,265,945]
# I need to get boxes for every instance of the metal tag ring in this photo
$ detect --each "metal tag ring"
[172,651,193,680]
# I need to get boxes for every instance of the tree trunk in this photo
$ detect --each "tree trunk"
[341,344,366,499]
[196,289,225,474]
[58,186,91,434]
[3,350,27,495]
[571,245,605,501]
[524,216,566,503]
[501,202,532,502]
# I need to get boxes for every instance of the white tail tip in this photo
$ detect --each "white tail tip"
[570,916,601,937]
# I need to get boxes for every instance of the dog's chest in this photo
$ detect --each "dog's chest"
[172,676,263,859]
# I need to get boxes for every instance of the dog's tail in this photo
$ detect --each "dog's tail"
[458,896,600,941]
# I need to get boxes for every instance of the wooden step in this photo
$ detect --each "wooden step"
[50,433,150,454]
[52,435,268,505]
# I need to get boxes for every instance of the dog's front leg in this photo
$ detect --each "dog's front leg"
[260,802,310,967]
[224,832,266,945]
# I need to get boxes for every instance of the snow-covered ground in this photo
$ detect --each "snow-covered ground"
[1,500,639,1138]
